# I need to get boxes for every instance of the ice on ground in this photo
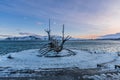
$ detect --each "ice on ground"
[83,73,120,80]
[0,49,118,70]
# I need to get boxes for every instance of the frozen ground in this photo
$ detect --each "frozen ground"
[0,49,118,69]
[0,49,120,79]
[83,72,120,80]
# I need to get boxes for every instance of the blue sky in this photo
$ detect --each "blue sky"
[0,0,120,39]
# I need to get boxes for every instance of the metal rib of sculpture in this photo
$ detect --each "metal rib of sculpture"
[38,20,76,57]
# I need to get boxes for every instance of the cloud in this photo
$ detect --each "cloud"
[19,32,40,36]
[0,0,110,22]
[1,0,120,38]
[0,34,12,37]
[36,22,42,25]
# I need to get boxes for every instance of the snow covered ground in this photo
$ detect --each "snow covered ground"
[1,49,120,78]
[83,73,120,80]
[0,49,119,70]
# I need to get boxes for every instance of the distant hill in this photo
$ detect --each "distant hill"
[5,36,41,41]
[97,33,120,40]
[4,35,82,41]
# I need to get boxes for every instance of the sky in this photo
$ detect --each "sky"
[0,0,120,39]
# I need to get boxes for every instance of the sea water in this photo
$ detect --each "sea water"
[0,40,120,55]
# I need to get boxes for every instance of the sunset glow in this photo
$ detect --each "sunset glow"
[74,35,101,39]
[0,0,120,39]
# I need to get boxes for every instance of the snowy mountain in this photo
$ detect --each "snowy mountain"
[4,35,81,41]
[98,33,120,39]
[5,36,41,40]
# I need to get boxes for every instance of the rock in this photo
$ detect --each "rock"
[7,55,14,59]
[115,65,120,69]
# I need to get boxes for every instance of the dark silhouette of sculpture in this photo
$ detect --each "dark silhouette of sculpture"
[38,19,75,57]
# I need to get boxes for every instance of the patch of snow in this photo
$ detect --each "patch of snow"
[0,49,118,70]
[83,73,120,80]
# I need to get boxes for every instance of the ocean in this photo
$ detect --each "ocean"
[0,40,120,55]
